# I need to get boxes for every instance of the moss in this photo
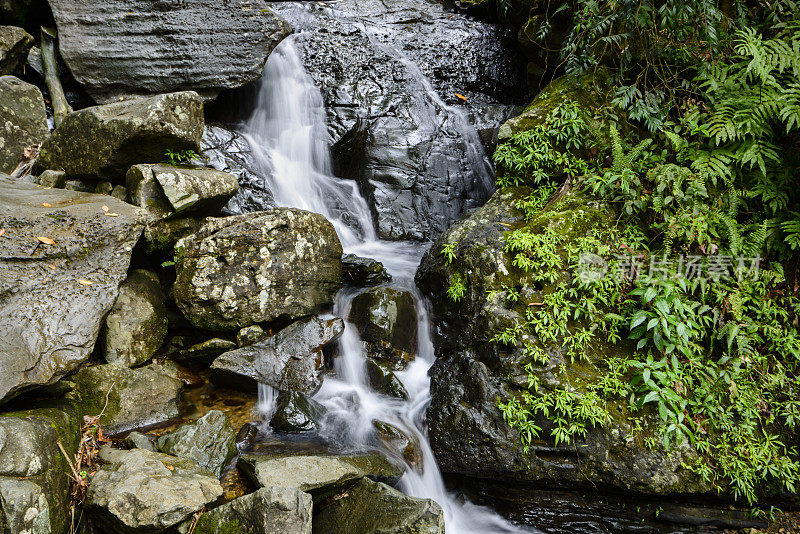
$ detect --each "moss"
[192,514,242,534]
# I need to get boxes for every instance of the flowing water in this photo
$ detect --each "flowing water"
[240,36,536,533]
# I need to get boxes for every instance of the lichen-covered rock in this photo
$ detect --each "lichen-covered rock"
[174,209,343,331]
[312,478,444,534]
[0,26,33,75]
[0,405,80,534]
[37,92,204,181]
[210,317,344,394]
[64,363,182,434]
[102,269,168,368]
[416,187,711,495]
[178,487,312,534]
[86,446,223,533]
[348,287,418,370]
[341,254,392,287]
[47,0,291,103]
[0,178,145,403]
[0,76,48,174]
[270,391,327,432]
[157,410,237,477]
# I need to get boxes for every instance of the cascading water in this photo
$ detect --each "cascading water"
[241,36,536,534]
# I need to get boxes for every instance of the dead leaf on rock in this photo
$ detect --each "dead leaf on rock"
[105,213,119,217]
[102,205,109,212]
[37,236,55,245]
[42,202,51,207]
[78,279,93,286]
[0,229,5,238]
[455,93,467,102]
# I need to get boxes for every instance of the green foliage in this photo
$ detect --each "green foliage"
[164,148,199,166]
[447,272,467,302]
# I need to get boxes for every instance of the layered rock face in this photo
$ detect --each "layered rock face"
[47,0,292,103]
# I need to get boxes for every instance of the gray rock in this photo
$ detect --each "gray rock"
[0,26,33,75]
[237,325,267,347]
[143,216,201,257]
[94,180,113,195]
[124,431,155,452]
[36,169,66,188]
[37,91,204,182]
[157,410,237,477]
[348,287,418,370]
[48,0,291,103]
[170,338,237,366]
[312,478,444,534]
[365,360,408,399]
[0,76,48,174]
[102,269,168,368]
[64,363,182,434]
[111,184,127,200]
[178,487,312,534]
[270,391,327,432]
[62,179,93,192]
[341,254,392,287]
[0,478,52,534]
[86,446,223,533]
[211,317,344,394]
[174,209,343,331]
[0,178,145,403]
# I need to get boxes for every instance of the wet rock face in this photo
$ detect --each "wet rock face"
[87,446,223,533]
[313,478,445,534]
[0,26,33,75]
[341,254,392,287]
[0,179,145,404]
[210,316,344,394]
[0,76,48,174]
[270,391,327,432]
[269,0,526,240]
[348,287,418,369]
[37,91,204,182]
[47,0,292,104]
[157,410,237,477]
[173,209,343,331]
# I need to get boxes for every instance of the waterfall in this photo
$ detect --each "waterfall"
[242,36,535,534]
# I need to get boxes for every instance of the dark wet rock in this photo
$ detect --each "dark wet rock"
[127,163,239,219]
[416,187,712,495]
[86,445,223,533]
[0,76,48,174]
[178,486,312,534]
[235,422,259,449]
[37,91,204,182]
[125,431,156,452]
[211,317,344,394]
[143,217,202,257]
[270,391,327,433]
[48,0,292,103]
[269,0,525,240]
[365,360,408,399]
[341,254,391,287]
[373,420,422,468]
[0,179,145,403]
[157,410,237,477]
[0,405,79,534]
[0,26,32,75]
[237,325,267,347]
[101,269,168,368]
[170,338,237,366]
[238,451,403,497]
[36,169,66,188]
[312,477,444,534]
[348,287,418,370]
[201,125,274,214]
[64,363,182,435]
[174,209,343,331]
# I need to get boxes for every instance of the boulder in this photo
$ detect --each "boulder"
[101,269,168,368]
[37,91,204,182]
[86,446,223,533]
[157,410,237,477]
[270,391,327,432]
[0,178,145,403]
[348,287,418,370]
[0,405,79,534]
[341,254,392,287]
[169,337,237,366]
[365,360,408,399]
[179,487,312,534]
[416,187,711,495]
[36,169,66,188]
[238,452,403,497]
[126,163,239,219]
[174,209,343,331]
[237,325,267,347]
[143,217,201,257]
[0,26,33,75]
[64,363,182,434]
[373,421,422,468]
[124,431,156,452]
[47,0,292,103]
[312,478,444,534]
[211,317,344,395]
[0,76,48,174]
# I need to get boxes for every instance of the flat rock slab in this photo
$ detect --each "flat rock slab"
[0,178,145,403]
[47,0,292,103]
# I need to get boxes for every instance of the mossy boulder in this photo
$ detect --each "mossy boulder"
[0,75,48,174]
[416,186,711,495]
[157,410,237,477]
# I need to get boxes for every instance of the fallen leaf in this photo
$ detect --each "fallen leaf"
[102,205,109,212]
[0,229,4,238]
[78,279,93,286]
[37,236,55,245]
[48,264,56,270]
[455,93,467,102]
[105,213,119,217]
[42,202,51,207]
[166,465,175,471]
